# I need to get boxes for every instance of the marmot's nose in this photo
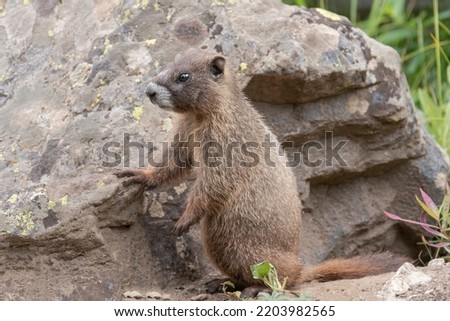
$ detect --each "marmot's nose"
[145,82,157,100]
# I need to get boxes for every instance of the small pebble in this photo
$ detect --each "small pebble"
[146,291,162,299]
[190,294,208,301]
[162,294,171,301]
[428,258,445,267]
[123,291,143,299]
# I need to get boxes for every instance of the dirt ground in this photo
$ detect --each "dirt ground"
[123,259,450,301]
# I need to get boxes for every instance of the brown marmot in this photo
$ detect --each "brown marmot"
[116,50,407,296]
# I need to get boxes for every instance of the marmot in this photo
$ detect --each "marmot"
[116,50,407,296]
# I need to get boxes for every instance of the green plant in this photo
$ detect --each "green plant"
[417,72,450,155]
[384,185,450,262]
[250,261,309,300]
[413,0,450,155]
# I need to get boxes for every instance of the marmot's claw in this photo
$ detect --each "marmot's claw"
[204,278,232,294]
[114,169,148,186]
[122,176,147,186]
[114,169,139,178]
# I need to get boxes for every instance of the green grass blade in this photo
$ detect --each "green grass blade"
[433,0,443,106]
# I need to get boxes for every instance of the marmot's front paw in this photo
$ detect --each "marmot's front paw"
[114,169,155,188]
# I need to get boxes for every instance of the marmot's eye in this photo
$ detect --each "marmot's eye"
[178,73,191,83]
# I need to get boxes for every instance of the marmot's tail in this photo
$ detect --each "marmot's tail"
[300,252,409,283]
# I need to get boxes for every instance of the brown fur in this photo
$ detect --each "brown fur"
[300,252,407,283]
[116,50,407,294]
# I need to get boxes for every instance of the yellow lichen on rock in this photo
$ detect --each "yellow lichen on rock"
[91,93,102,108]
[47,200,56,210]
[132,106,144,122]
[103,38,112,55]
[97,180,106,188]
[315,8,343,21]
[7,194,18,204]
[60,195,69,206]
[15,210,35,236]
[0,1,6,17]
[153,1,160,11]
[145,39,157,47]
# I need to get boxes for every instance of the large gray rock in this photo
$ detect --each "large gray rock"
[0,0,448,299]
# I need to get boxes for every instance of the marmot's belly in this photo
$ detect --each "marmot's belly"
[201,208,301,282]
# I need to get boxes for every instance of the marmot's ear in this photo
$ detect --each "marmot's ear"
[209,55,226,79]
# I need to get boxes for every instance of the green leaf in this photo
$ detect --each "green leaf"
[251,261,272,280]
[378,27,415,45]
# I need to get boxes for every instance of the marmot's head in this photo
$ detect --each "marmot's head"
[145,50,237,114]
